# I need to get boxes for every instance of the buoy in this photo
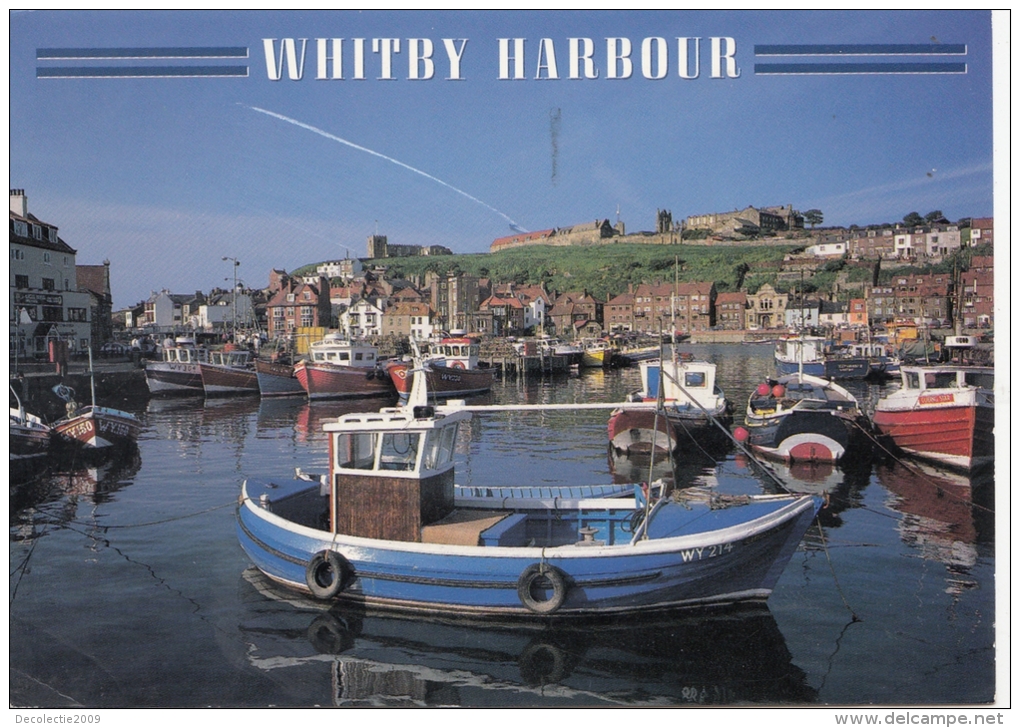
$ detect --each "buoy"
[771,384,786,398]
[756,383,771,397]
[733,426,749,442]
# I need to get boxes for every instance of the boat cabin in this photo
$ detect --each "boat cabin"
[775,336,826,365]
[162,343,210,364]
[310,335,379,367]
[208,349,250,367]
[639,358,723,409]
[898,366,994,393]
[324,405,471,542]
[429,337,480,369]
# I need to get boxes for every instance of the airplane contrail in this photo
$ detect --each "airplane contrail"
[245,105,527,232]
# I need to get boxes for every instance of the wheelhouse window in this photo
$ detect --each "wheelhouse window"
[334,429,432,473]
[924,372,959,389]
[685,371,706,387]
[423,422,459,471]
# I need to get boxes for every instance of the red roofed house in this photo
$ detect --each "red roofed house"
[605,289,636,333]
[266,277,332,339]
[546,291,604,340]
[714,291,747,331]
[480,292,526,336]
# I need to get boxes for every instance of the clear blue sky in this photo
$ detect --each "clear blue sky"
[10,10,997,309]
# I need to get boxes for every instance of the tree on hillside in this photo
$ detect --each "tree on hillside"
[802,209,824,228]
[903,211,924,227]
[924,210,946,223]
[734,262,750,290]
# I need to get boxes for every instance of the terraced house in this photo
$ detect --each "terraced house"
[10,189,93,358]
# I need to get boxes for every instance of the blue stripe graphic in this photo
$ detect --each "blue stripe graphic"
[38,66,249,78]
[754,44,967,56]
[755,62,966,75]
[37,47,248,60]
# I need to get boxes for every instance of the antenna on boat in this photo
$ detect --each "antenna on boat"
[88,344,97,407]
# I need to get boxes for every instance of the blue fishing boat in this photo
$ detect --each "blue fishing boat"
[237,368,821,618]
[774,336,872,380]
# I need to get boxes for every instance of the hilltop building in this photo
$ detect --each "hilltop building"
[685,205,803,237]
[367,233,452,259]
[490,218,624,252]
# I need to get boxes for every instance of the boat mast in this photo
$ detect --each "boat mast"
[88,344,96,407]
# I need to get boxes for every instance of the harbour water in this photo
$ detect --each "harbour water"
[9,344,997,707]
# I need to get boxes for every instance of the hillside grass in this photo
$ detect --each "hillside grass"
[297,243,799,300]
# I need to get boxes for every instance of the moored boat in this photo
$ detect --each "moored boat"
[51,399,140,453]
[144,336,208,395]
[386,336,493,403]
[9,387,51,461]
[774,336,871,380]
[608,356,731,456]
[255,359,305,398]
[293,335,392,400]
[873,365,993,472]
[236,367,822,618]
[580,338,615,369]
[50,352,142,454]
[200,348,259,396]
[737,373,870,464]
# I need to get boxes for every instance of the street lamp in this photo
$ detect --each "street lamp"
[222,256,240,340]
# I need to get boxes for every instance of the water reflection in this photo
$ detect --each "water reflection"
[240,569,816,706]
[10,447,142,540]
[876,461,993,596]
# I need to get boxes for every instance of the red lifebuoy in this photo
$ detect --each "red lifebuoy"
[450,361,465,369]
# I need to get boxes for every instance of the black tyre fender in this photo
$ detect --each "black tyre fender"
[517,563,568,614]
[305,550,350,600]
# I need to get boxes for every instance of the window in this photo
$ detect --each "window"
[11,247,24,260]
[685,371,706,387]
[42,278,55,291]
[43,252,51,263]
[15,274,29,289]
[42,306,63,322]
[67,308,88,322]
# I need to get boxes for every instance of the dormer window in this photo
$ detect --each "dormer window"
[286,293,295,302]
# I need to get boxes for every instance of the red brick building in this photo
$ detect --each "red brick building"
[266,277,331,339]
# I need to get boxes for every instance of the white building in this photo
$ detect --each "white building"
[316,258,363,279]
[197,291,253,331]
[804,241,847,258]
[10,189,93,358]
[341,299,385,338]
[784,299,820,329]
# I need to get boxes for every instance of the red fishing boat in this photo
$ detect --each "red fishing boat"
[385,336,493,403]
[50,379,140,453]
[873,365,994,472]
[292,335,393,400]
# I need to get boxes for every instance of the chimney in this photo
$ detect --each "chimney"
[10,189,27,217]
